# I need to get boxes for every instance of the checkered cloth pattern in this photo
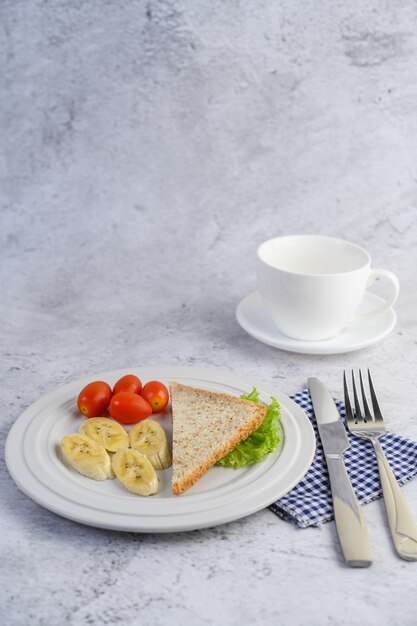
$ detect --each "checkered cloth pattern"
[269,389,417,528]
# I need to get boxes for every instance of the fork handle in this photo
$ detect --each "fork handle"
[373,439,417,561]
[327,456,373,567]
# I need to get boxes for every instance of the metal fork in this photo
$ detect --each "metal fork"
[344,370,417,561]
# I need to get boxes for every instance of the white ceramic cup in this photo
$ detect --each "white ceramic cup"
[256,235,399,341]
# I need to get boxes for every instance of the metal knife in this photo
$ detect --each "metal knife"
[308,377,373,568]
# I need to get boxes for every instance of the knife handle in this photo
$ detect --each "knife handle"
[327,456,373,567]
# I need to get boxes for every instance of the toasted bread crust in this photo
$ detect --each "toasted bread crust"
[170,382,267,495]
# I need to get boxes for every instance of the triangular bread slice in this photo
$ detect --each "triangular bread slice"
[170,382,267,495]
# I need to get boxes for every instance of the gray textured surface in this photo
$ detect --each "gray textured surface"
[2,1,417,624]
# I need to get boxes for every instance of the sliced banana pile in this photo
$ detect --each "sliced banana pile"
[60,417,171,496]
[129,419,172,470]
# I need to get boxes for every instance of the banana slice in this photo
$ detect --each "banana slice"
[128,419,172,470]
[112,448,158,496]
[61,433,113,480]
[108,452,116,479]
[79,417,128,452]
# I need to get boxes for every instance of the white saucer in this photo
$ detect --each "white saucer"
[236,291,397,355]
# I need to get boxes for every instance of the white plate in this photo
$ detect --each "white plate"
[236,291,397,355]
[5,366,315,532]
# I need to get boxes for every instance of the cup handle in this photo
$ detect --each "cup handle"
[352,269,400,322]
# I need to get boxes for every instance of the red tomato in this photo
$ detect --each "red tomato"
[109,391,152,424]
[77,381,112,418]
[140,381,169,413]
[113,374,142,395]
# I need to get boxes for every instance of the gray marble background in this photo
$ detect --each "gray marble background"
[2,1,417,624]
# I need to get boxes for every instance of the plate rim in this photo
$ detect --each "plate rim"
[5,365,316,532]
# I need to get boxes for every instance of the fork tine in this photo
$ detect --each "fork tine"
[343,371,355,425]
[352,370,364,422]
[368,370,383,422]
[359,370,373,421]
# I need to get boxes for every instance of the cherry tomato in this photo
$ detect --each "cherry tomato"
[109,391,152,424]
[140,381,169,413]
[77,381,112,418]
[113,374,142,396]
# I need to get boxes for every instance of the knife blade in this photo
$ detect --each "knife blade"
[308,377,373,568]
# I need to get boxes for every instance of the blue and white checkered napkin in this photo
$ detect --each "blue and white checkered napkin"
[269,389,417,528]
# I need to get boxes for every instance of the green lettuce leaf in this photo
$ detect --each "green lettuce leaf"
[216,388,281,468]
